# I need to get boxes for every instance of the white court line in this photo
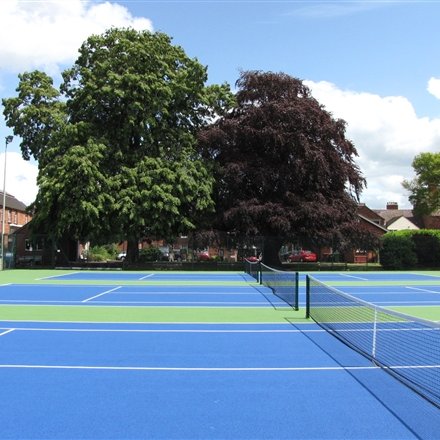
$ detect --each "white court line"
[6,328,306,333]
[0,364,437,372]
[339,274,369,281]
[79,301,273,305]
[0,283,12,287]
[82,286,122,303]
[116,291,259,295]
[139,274,155,280]
[0,364,382,371]
[0,329,14,337]
[406,286,440,294]
[36,272,81,281]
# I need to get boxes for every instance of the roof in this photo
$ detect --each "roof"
[0,191,28,211]
[373,208,424,228]
[357,214,388,233]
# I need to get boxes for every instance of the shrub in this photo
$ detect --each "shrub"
[87,245,114,262]
[411,230,440,266]
[139,247,162,262]
[380,232,417,269]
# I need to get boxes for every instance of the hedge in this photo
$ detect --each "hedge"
[381,230,440,269]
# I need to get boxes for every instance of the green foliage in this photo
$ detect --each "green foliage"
[2,28,233,261]
[380,230,440,269]
[402,152,440,215]
[411,230,440,266]
[2,71,67,163]
[380,232,417,270]
[139,247,163,262]
[87,245,117,262]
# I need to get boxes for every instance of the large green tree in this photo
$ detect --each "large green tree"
[3,28,233,261]
[402,152,440,216]
[198,71,365,265]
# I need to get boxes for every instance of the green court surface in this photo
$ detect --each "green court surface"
[0,305,303,323]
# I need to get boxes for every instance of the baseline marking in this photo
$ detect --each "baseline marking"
[82,286,122,303]
[1,327,313,333]
[0,364,382,371]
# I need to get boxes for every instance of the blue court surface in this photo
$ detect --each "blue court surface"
[1,321,439,439]
[0,270,439,439]
[0,283,285,307]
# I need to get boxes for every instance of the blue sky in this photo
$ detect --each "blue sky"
[1,0,440,209]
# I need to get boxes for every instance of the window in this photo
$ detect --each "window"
[25,237,45,251]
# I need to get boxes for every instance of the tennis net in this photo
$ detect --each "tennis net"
[260,263,299,310]
[244,259,261,283]
[306,275,440,409]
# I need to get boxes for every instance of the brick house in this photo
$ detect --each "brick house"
[0,192,31,263]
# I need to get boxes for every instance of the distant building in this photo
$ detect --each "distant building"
[0,191,31,247]
[373,202,422,230]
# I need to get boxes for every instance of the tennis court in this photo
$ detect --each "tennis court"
[0,269,439,439]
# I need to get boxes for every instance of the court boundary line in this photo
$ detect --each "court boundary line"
[406,286,440,295]
[0,327,321,333]
[36,272,81,281]
[82,286,122,303]
[339,273,369,281]
[0,364,381,371]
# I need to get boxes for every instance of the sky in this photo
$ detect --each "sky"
[1,0,440,209]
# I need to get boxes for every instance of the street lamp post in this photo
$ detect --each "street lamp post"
[1,135,13,270]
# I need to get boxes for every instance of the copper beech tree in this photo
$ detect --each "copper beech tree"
[198,71,365,266]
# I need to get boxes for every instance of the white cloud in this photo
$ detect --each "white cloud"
[0,0,153,74]
[0,152,38,206]
[428,77,440,100]
[305,80,440,209]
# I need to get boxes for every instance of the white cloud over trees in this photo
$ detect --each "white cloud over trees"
[0,0,153,74]
[305,80,440,209]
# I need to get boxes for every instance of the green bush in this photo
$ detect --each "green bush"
[380,232,417,269]
[139,247,163,262]
[87,245,114,262]
[411,230,440,266]
[380,229,440,269]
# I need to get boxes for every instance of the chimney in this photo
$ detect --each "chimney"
[386,202,399,210]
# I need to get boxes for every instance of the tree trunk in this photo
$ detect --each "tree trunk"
[126,236,139,263]
[261,236,284,268]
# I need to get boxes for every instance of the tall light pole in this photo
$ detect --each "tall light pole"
[1,135,13,270]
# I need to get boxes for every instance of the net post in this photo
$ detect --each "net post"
[305,275,310,318]
[372,307,378,360]
[294,272,299,311]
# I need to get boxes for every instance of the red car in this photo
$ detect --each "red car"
[288,250,317,263]
[246,256,260,262]
[197,251,211,261]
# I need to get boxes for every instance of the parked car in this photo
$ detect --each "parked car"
[197,251,211,261]
[288,250,317,263]
[117,252,126,261]
[246,256,260,262]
